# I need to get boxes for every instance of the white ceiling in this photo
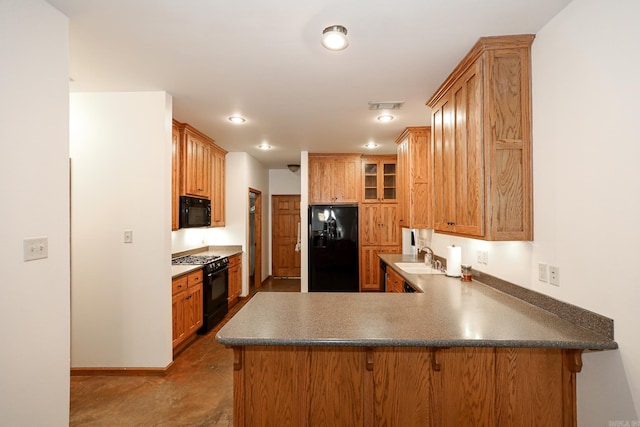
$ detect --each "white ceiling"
[46,0,572,169]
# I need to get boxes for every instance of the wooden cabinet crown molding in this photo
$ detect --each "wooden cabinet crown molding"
[427,34,535,108]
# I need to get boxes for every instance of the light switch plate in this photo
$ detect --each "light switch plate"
[124,230,133,244]
[538,263,548,282]
[24,237,48,261]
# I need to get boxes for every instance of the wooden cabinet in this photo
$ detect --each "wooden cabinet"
[360,200,400,292]
[232,345,582,426]
[172,269,203,352]
[385,267,404,292]
[395,127,433,229]
[182,125,211,199]
[360,204,400,246]
[227,254,242,306]
[360,246,397,292]
[427,35,534,241]
[308,154,360,204]
[172,120,227,229]
[171,121,181,231]
[210,146,226,227]
[361,155,397,203]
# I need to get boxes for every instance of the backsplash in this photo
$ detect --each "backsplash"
[171,228,208,253]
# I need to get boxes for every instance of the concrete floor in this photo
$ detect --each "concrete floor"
[70,278,300,426]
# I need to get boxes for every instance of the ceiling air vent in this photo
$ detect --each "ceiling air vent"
[368,101,404,111]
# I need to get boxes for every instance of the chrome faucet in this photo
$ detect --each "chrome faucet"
[418,246,434,267]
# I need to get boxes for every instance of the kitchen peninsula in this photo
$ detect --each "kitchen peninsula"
[217,260,616,427]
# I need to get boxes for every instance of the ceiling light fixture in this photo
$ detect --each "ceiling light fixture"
[364,142,378,149]
[228,116,246,124]
[287,164,300,173]
[257,143,272,150]
[377,114,394,123]
[321,25,349,51]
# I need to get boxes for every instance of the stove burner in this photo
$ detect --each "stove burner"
[172,254,221,265]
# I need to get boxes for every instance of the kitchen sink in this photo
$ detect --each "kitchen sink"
[394,262,445,275]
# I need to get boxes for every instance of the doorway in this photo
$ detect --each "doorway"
[271,195,301,277]
[248,188,262,290]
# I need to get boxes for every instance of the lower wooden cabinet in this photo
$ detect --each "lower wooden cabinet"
[385,267,404,293]
[232,346,582,427]
[227,254,242,306]
[360,247,397,292]
[172,270,203,351]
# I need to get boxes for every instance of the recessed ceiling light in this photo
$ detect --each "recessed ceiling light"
[228,116,246,124]
[257,143,272,150]
[364,142,378,149]
[377,114,394,123]
[321,25,349,51]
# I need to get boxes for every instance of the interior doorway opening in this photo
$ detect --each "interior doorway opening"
[248,188,262,291]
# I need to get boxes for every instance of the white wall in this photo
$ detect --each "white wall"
[70,92,173,368]
[207,152,270,295]
[0,1,70,425]
[300,152,310,292]
[432,0,640,423]
[267,168,302,275]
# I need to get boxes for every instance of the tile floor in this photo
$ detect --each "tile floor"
[69,278,300,426]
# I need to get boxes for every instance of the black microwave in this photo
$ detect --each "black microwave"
[179,196,211,228]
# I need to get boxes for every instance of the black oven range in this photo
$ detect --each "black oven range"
[172,254,229,334]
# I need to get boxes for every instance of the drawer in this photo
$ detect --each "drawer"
[187,269,203,286]
[172,275,188,295]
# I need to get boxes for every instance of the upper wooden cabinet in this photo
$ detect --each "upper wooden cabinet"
[427,35,534,241]
[395,127,433,229]
[182,125,212,199]
[172,120,227,229]
[361,155,397,203]
[171,122,181,231]
[308,154,360,204]
[210,147,226,227]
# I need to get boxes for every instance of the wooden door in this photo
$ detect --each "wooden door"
[379,204,400,246]
[452,62,484,237]
[333,156,360,203]
[396,139,408,226]
[184,131,211,198]
[171,122,180,230]
[373,347,435,426]
[188,284,203,333]
[436,347,496,426]
[360,246,397,292]
[308,157,333,203]
[171,293,185,347]
[210,148,226,226]
[360,204,380,246]
[272,195,301,277]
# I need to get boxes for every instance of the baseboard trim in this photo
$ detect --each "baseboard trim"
[71,363,173,377]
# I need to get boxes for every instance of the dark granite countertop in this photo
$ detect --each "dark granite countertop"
[216,256,617,350]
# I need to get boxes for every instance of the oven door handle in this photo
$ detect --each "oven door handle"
[207,265,229,277]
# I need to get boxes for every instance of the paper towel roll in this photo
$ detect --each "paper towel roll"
[446,245,461,277]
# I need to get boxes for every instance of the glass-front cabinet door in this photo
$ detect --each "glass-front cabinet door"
[362,156,397,203]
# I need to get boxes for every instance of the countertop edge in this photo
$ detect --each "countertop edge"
[216,335,618,350]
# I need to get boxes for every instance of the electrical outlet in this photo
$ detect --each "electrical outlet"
[477,250,482,264]
[481,250,488,265]
[549,266,560,286]
[538,263,548,282]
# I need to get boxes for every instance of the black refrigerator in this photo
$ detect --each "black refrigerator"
[308,204,359,292]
